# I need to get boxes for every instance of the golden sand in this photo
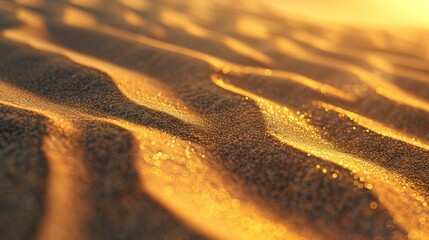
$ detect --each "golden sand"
[0,0,428,239]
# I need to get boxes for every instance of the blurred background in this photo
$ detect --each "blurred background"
[268,0,429,28]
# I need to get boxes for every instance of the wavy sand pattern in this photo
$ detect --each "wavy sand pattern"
[0,0,428,239]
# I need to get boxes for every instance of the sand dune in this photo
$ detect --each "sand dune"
[0,0,428,239]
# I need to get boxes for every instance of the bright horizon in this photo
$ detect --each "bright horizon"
[267,0,429,28]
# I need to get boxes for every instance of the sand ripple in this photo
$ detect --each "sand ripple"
[0,0,428,239]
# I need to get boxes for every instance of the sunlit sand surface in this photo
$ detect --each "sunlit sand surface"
[0,0,428,239]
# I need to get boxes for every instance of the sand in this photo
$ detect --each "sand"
[0,0,428,239]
